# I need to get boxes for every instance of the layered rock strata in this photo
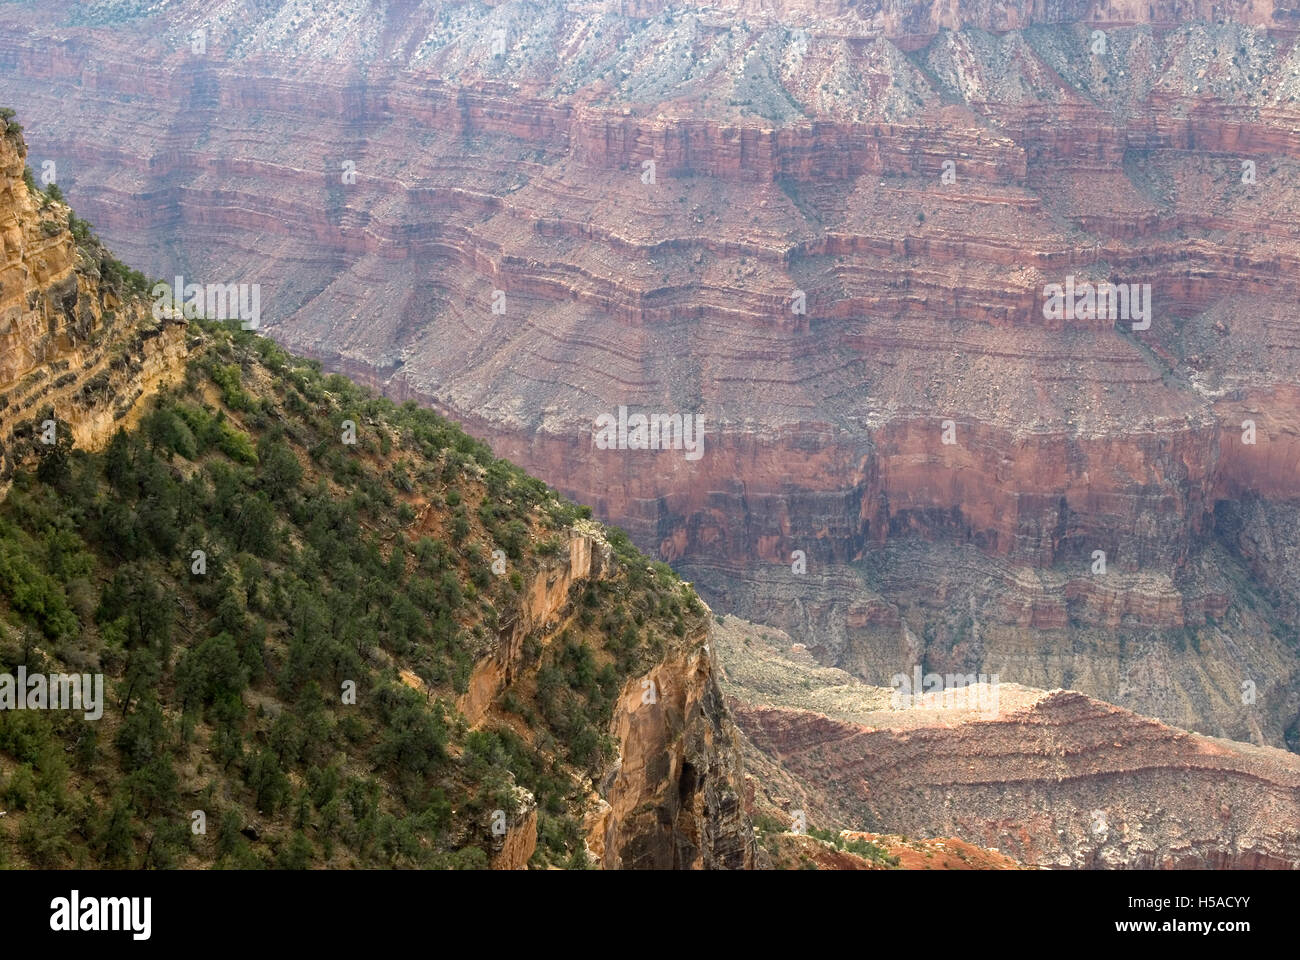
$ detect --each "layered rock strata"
[3,2,1298,741]
[717,617,1300,868]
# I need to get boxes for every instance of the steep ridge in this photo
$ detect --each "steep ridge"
[0,116,754,870]
[1,3,1298,744]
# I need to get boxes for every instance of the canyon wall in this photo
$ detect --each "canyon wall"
[2,2,1298,745]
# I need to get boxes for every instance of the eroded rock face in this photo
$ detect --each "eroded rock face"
[0,115,188,473]
[0,123,78,387]
[3,4,1298,742]
[459,531,610,725]
[595,636,756,869]
[489,793,539,871]
[453,525,755,869]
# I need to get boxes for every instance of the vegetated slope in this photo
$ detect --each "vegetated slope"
[0,109,754,867]
[0,317,755,869]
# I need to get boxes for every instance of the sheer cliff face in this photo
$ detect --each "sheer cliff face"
[3,2,1299,744]
[592,636,755,868]
[0,119,78,389]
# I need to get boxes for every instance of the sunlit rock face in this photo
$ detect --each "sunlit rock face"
[0,114,188,473]
[3,1,1299,746]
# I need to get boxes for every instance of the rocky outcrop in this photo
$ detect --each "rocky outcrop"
[459,530,611,725]
[592,633,756,868]
[489,794,539,871]
[454,525,755,868]
[0,113,188,472]
[452,520,755,869]
[0,119,77,388]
